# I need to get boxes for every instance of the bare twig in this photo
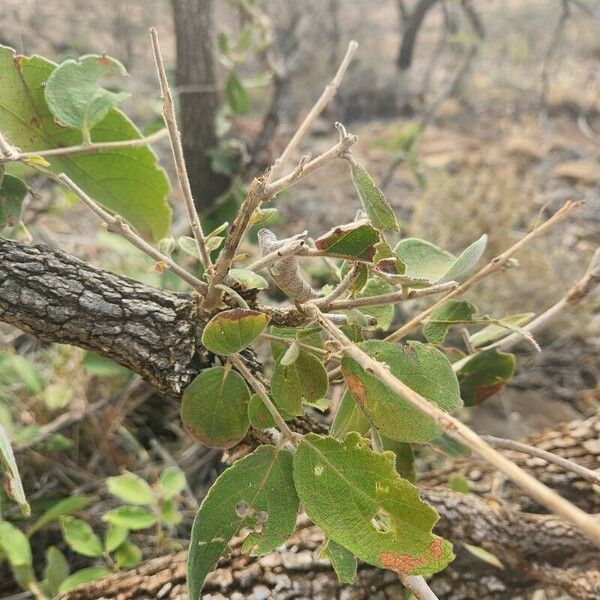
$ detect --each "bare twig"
[268,40,358,181]
[229,354,296,445]
[149,27,213,271]
[304,302,600,544]
[0,131,18,160]
[58,174,207,293]
[399,575,439,600]
[315,263,363,308]
[0,129,169,163]
[489,248,600,352]
[247,232,309,272]
[328,280,459,310]
[483,435,600,487]
[386,201,583,342]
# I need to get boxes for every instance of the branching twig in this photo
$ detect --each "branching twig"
[483,435,600,487]
[385,201,583,342]
[57,174,207,293]
[149,27,213,271]
[0,129,168,163]
[303,302,600,544]
[315,263,363,308]
[268,40,358,181]
[247,232,309,272]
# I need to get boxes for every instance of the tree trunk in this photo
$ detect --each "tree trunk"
[171,0,229,213]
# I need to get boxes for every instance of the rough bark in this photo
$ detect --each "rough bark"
[0,238,210,398]
[171,0,230,212]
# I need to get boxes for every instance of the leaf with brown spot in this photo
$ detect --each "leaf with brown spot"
[314,219,380,261]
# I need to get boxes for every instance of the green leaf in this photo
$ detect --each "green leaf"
[381,438,416,482]
[60,517,103,557]
[463,543,504,569]
[228,268,269,291]
[248,393,276,430]
[394,236,487,284]
[44,55,130,135]
[350,161,399,232]
[202,309,270,355]
[469,313,534,347]
[340,260,368,292]
[102,506,158,530]
[58,567,111,594]
[0,174,27,230]
[271,350,328,416]
[423,300,477,344]
[106,472,154,506]
[0,520,32,567]
[159,466,186,499]
[394,238,455,283]
[355,277,395,331]
[82,351,130,378]
[43,383,73,411]
[42,546,70,597]
[448,474,471,494]
[181,366,250,448]
[341,340,463,442]
[314,219,380,261]
[293,433,453,575]
[322,539,357,584]
[439,235,487,283]
[225,72,250,114]
[330,390,370,439]
[178,235,200,258]
[28,494,94,535]
[0,45,171,240]
[104,523,128,553]
[457,349,516,406]
[187,446,299,599]
[0,422,29,516]
[114,540,142,569]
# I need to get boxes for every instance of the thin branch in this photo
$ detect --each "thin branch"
[0,131,20,160]
[483,434,600,487]
[149,27,212,271]
[268,40,358,181]
[0,129,169,163]
[490,248,600,352]
[303,302,600,544]
[327,280,458,310]
[385,201,583,342]
[315,263,363,308]
[398,575,439,600]
[247,233,308,272]
[57,174,207,293]
[265,123,357,197]
[229,354,297,445]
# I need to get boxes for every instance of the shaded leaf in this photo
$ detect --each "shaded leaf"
[187,446,299,599]
[322,539,357,584]
[341,340,462,442]
[271,350,328,416]
[0,422,29,516]
[439,235,487,283]
[181,366,250,448]
[350,161,399,231]
[114,541,142,569]
[202,309,269,355]
[160,498,183,525]
[45,55,130,134]
[355,277,395,330]
[60,517,103,557]
[106,472,154,506]
[0,174,27,230]
[102,506,157,530]
[381,438,416,482]
[314,219,380,261]
[423,300,477,344]
[0,45,171,240]
[457,349,516,406]
[330,390,370,439]
[293,433,453,575]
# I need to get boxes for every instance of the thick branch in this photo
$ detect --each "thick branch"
[0,239,209,398]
